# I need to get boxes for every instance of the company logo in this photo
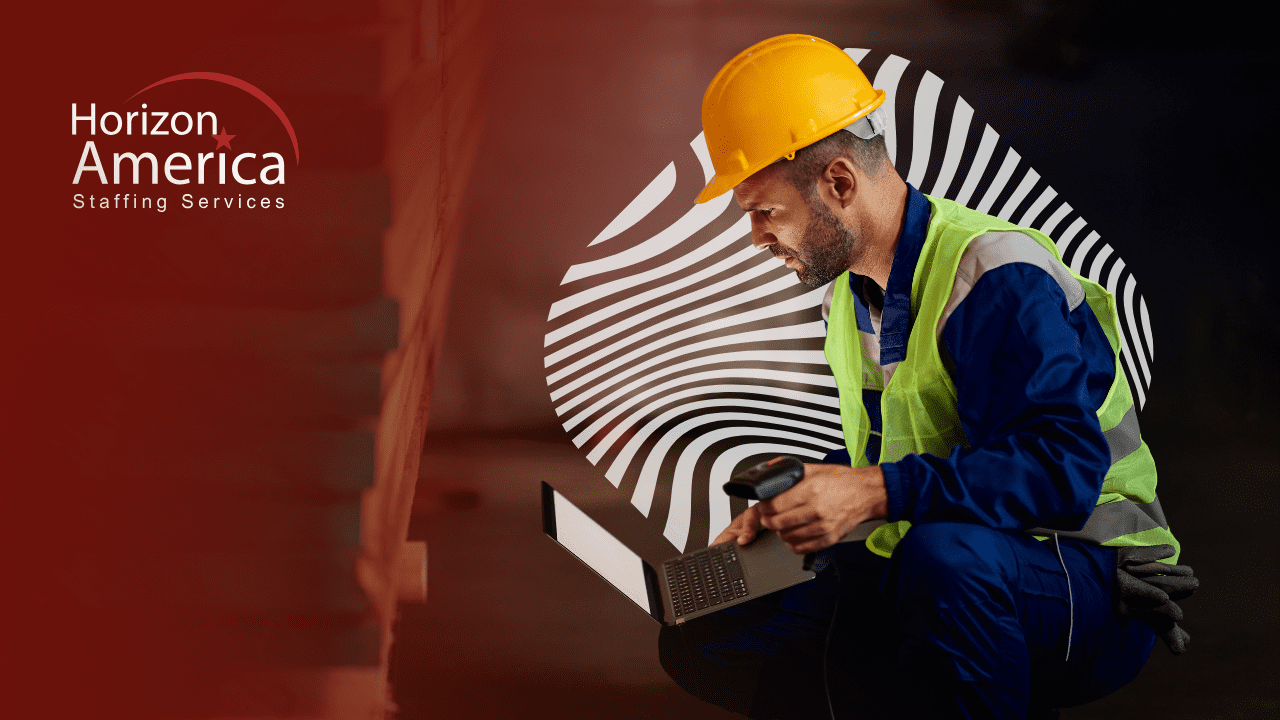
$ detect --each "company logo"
[71,72,300,212]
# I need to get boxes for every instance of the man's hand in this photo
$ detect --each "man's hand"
[710,464,889,554]
[758,464,888,554]
[712,504,764,547]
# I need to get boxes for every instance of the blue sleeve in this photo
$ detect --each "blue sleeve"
[822,447,852,465]
[881,263,1115,531]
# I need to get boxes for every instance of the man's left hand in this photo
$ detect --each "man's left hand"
[757,463,889,554]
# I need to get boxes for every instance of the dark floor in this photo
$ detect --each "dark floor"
[392,434,1277,719]
[394,436,741,720]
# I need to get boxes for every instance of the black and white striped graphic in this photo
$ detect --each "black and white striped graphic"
[545,49,1155,554]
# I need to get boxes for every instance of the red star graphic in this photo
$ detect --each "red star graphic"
[214,127,235,150]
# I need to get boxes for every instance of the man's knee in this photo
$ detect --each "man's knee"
[657,618,834,719]
[657,624,767,716]
[657,624,702,697]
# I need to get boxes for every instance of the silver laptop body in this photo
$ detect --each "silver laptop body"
[542,481,819,625]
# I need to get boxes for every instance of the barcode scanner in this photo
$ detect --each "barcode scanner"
[723,455,805,500]
[722,456,819,570]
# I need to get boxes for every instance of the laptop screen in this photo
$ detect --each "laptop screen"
[543,484,651,613]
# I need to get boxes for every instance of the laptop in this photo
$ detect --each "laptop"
[541,481,881,625]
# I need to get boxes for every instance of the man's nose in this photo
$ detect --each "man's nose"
[750,224,776,250]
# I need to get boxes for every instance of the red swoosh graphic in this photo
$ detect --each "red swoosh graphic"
[128,72,300,164]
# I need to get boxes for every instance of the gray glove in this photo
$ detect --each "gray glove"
[1115,544,1198,655]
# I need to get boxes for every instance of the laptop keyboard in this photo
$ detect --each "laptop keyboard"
[664,543,749,617]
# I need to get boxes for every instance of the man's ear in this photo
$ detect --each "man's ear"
[820,156,859,209]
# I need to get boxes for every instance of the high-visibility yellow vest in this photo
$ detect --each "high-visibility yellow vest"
[824,194,1180,562]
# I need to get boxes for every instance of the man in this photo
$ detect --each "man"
[657,34,1196,719]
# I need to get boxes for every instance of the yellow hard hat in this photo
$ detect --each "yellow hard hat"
[695,34,886,204]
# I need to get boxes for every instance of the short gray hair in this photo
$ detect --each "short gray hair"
[781,129,889,199]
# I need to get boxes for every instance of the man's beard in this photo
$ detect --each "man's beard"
[772,197,859,288]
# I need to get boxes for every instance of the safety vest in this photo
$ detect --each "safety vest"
[824,194,1180,562]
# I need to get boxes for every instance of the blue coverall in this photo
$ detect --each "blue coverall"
[658,185,1157,719]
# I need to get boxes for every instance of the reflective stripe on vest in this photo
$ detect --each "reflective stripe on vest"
[823,194,1179,562]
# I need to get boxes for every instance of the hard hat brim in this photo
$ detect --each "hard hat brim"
[693,89,887,205]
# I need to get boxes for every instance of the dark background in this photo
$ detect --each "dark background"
[410,1,1279,718]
